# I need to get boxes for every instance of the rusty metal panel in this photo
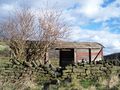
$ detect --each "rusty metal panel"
[91,49,100,52]
[91,48,103,61]
[91,55,102,61]
[76,49,89,62]
[76,48,103,63]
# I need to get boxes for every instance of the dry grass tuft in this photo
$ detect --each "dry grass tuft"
[109,75,119,88]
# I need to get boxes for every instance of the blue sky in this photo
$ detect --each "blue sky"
[0,0,120,55]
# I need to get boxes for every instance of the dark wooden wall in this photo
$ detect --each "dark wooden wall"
[59,49,74,67]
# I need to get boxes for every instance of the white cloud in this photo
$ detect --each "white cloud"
[0,0,120,55]
[94,1,120,22]
[69,26,120,55]
[79,0,104,18]
[1,4,14,11]
[66,0,120,23]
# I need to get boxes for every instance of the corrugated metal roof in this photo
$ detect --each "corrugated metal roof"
[55,42,104,49]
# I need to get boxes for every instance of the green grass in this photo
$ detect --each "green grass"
[80,79,96,88]
[0,56,10,67]
[0,58,120,90]
[0,41,9,51]
[50,58,59,67]
[0,43,120,90]
[0,41,6,45]
[0,45,7,51]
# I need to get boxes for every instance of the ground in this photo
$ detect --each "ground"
[1,42,120,90]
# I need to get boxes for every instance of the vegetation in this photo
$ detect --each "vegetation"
[0,7,69,69]
[0,6,120,90]
[1,53,120,90]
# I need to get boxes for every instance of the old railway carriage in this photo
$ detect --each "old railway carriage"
[56,42,104,67]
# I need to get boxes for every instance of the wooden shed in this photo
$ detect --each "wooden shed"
[55,42,104,67]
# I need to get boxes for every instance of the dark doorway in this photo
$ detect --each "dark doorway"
[60,49,74,67]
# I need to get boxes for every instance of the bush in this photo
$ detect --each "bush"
[80,78,96,88]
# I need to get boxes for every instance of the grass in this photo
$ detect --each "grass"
[0,42,120,89]
[0,45,7,51]
[50,58,59,67]
[80,78,96,88]
[0,41,7,45]
[0,56,10,67]
[0,57,120,90]
[0,42,8,51]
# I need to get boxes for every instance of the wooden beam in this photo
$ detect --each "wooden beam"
[89,48,91,64]
[74,49,77,64]
[44,51,49,64]
[93,48,103,62]
[59,50,61,66]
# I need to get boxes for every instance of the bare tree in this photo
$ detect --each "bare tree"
[36,9,69,65]
[0,8,69,67]
[1,8,36,66]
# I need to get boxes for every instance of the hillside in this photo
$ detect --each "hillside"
[104,53,120,60]
[0,41,9,57]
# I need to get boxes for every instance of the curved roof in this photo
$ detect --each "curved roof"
[55,42,104,49]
